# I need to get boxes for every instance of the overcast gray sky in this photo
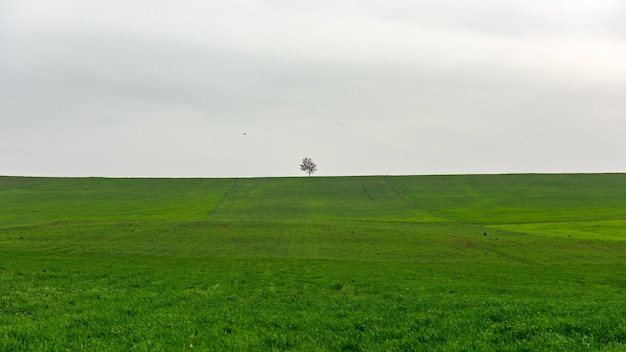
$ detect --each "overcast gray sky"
[2,0,625,177]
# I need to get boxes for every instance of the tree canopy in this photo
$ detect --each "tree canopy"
[300,158,317,176]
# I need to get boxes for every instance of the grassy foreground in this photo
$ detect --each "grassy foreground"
[1,174,626,351]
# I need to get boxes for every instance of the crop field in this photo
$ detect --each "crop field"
[1,174,626,351]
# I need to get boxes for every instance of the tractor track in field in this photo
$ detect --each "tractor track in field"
[384,176,414,207]
[206,179,239,218]
[361,185,375,202]
[484,247,536,265]
[495,216,626,226]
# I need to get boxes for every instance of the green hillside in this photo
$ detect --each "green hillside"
[1,174,626,350]
[3,173,626,224]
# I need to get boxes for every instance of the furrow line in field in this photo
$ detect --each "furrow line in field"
[384,176,413,207]
[361,185,374,202]
[205,179,239,218]
[496,216,626,226]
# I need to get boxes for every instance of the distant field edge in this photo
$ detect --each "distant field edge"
[2,172,626,179]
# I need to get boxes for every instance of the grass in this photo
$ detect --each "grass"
[1,174,626,350]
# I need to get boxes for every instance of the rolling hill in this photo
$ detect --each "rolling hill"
[1,174,625,350]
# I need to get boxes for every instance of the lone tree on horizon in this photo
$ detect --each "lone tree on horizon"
[300,157,317,176]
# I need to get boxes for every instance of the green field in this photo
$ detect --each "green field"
[1,174,626,351]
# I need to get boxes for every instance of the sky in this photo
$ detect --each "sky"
[1,0,625,178]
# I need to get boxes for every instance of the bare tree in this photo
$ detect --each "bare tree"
[300,157,317,176]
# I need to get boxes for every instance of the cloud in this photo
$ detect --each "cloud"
[1,0,625,176]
